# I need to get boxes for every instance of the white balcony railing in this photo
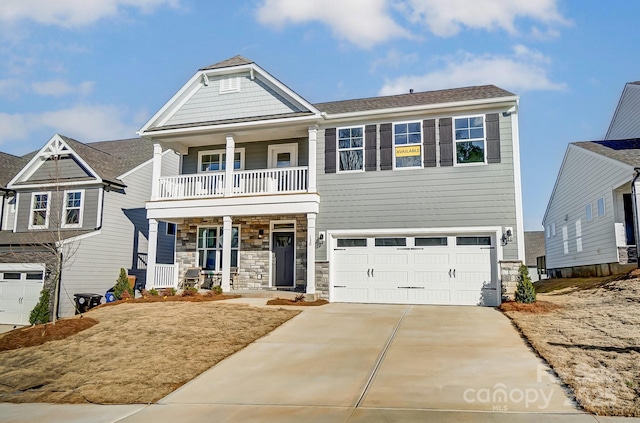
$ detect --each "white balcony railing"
[152,264,179,289]
[156,167,308,200]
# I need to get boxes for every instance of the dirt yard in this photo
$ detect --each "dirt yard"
[502,276,640,416]
[0,302,299,404]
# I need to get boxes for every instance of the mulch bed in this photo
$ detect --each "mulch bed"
[266,298,329,306]
[499,300,562,313]
[0,317,99,352]
[93,292,240,309]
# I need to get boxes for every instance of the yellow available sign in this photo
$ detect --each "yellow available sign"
[395,145,421,157]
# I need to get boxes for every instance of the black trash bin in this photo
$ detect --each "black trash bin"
[74,293,103,314]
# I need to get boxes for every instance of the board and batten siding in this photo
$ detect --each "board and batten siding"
[163,73,304,128]
[543,145,631,270]
[182,138,308,174]
[315,112,520,261]
[606,84,640,140]
[57,153,179,317]
[14,187,101,232]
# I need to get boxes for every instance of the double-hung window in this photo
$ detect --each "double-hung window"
[197,226,240,272]
[337,126,364,172]
[29,192,50,229]
[198,149,244,172]
[62,190,83,228]
[394,122,422,169]
[454,116,486,164]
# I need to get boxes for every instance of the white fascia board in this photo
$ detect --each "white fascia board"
[327,226,502,237]
[510,103,526,261]
[7,134,102,189]
[139,113,323,139]
[117,149,174,180]
[146,193,320,220]
[10,180,103,190]
[321,96,520,121]
[56,229,101,248]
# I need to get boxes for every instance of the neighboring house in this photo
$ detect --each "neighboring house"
[141,55,525,307]
[605,82,640,140]
[0,134,178,324]
[523,231,546,282]
[542,140,639,278]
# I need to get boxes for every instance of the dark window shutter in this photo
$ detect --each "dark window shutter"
[365,124,377,171]
[486,113,501,163]
[439,118,453,167]
[324,128,336,173]
[423,119,436,168]
[379,123,393,170]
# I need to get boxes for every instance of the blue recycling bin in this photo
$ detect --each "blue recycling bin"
[105,291,116,303]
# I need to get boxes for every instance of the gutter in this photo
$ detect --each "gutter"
[632,168,640,268]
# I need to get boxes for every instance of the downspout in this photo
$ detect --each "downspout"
[632,168,640,269]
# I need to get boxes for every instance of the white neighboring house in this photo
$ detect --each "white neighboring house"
[140,55,525,307]
[0,135,178,325]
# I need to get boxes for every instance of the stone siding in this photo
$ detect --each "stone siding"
[315,261,329,300]
[500,260,522,302]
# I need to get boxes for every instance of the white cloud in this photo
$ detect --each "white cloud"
[255,0,410,48]
[0,0,179,28]
[379,46,566,95]
[0,104,139,148]
[31,80,95,97]
[405,0,568,37]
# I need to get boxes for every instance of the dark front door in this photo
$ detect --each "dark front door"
[273,232,294,287]
[623,194,636,245]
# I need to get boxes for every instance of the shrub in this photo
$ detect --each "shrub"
[181,286,199,297]
[293,294,305,303]
[29,289,51,325]
[149,288,159,296]
[113,268,133,300]
[211,285,223,295]
[161,288,176,297]
[515,264,537,304]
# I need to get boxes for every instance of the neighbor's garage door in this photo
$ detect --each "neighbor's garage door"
[332,235,495,306]
[0,264,45,325]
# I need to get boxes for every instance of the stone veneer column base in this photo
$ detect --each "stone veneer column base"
[500,260,522,302]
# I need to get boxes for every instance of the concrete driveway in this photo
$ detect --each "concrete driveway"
[116,303,591,422]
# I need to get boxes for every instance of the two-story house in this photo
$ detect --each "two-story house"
[141,55,524,307]
[543,81,640,278]
[0,134,177,324]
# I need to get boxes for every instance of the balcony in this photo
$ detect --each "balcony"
[156,167,309,200]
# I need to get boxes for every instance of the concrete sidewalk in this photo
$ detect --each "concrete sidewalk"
[1,303,639,422]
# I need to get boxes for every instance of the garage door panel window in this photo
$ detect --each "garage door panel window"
[415,237,448,246]
[337,238,367,247]
[456,236,491,246]
[375,237,407,247]
[26,272,44,280]
[2,272,21,280]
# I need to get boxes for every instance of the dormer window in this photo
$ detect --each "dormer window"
[220,77,241,94]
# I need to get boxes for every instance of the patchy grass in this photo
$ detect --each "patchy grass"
[266,298,329,306]
[0,318,99,352]
[502,277,640,416]
[0,302,299,404]
[93,292,240,310]
[533,275,622,294]
[499,300,561,313]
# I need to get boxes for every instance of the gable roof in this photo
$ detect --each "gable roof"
[200,55,253,71]
[605,81,640,140]
[574,138,640,168]
[0,152,26,188]
[524,231,545,266]
[314,85,516,115]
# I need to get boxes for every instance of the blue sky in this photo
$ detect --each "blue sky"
[0,0,638,230]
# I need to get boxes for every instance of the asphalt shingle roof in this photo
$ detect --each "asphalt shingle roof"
[0,152,25,187]
[200,55,254,71]
[574,139,640,168]
[0,230,93,246]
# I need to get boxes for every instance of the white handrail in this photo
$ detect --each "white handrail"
[153,264,178,289]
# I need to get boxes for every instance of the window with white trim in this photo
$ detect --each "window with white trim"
[575,219,583,252]
[198,149,245,172]
[166,223,176,236]
[551,222,556,237]
[454,116,485,164]
[29,192,50,229]
[62,190,83,228]
[393,122,422,168]
[597,197,605,217]
[586,203,593,222]
[337,126,364,172]
[562,225,569,254]
[197,226,240,271]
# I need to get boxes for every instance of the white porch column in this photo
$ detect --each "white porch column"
[150,143,163,200]
[145,218,158,290]
[308,126,318,192]
[306,213,317,295]
[224,135,235,197]
[221,216,233,291]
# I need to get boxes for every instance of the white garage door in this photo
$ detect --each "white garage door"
[332,235,496,306]
[0,264,45,325]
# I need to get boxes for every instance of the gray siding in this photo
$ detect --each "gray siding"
[543,145,631,269]
[315,112,520,261]
[25,156,92,182]
[14,187,101,232]
[182,138,308,174]
[57,153,179,317]
[164,73,303,127]
[606,84,640,140]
